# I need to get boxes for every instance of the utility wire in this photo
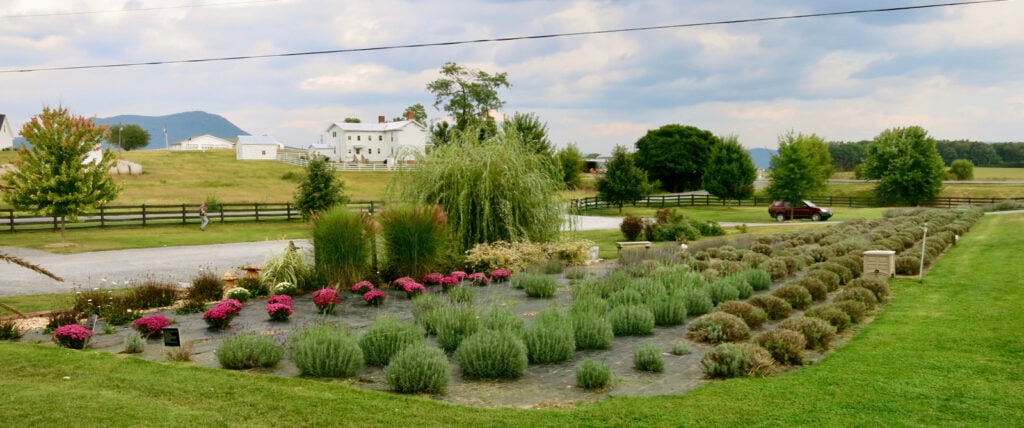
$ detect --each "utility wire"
[0,0,1006,74]
[1,0,282,19]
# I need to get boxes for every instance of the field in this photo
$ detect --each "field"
[1,212,1021,426]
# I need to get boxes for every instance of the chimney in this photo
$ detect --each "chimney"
[378,115,386,123]
[406,110,415,121]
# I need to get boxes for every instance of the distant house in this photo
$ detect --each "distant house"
[236,135,282,160]
[322,112,428,163]
[168,134,234,151]
[0,114,14,151]
[306,143,335,160]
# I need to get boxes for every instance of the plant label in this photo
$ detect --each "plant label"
[162,327,181,347]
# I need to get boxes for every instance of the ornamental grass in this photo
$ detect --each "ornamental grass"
[576,358,612,390]
[633,341,664,373]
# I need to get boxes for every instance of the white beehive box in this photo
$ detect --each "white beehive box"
[863,250,896,278]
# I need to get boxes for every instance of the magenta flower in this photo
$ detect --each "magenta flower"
[422,272,444,286]
[489,269,511,282]
[392,276,416,287]
[362,290,387,306]
[131,314,170,338]
[450,271,467,281]
[53,324,93,349]
[402,281,427,299]
[219,299,244,316]
[312,288,340,314]
[267,294,293,307]
[467,272,489,286]
[351,281,375,294]
[266,303,294,322]
[203,304,236,329]
[440,275,458,291]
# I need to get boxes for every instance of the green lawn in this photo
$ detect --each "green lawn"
[581,205,886,223]
[2,213,1020,426]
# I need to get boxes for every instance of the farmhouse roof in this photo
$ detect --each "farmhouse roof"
[328,120,415,132]
[237,135,280,145]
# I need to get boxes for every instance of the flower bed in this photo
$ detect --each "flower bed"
[53,324,93,349]
[312,288,340,314]
[131,314,170,338]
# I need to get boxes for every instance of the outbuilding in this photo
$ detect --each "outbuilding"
[236,135,282,160]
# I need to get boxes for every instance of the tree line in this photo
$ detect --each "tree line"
[829,139,1024,171]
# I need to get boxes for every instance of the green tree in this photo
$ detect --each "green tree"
[862,126,945,205]
[394,104,427,122]
[703,135,756,200]
[107,124,150,151]
[343,117,361,123]
[633,124,717,192]
[827,140,869,172]
[2,106,120,242]
[294,155,348,221]
[555,143,585,190]
[765,132,832,217]
[426,62,510,130]
[502,112,552,156]
[596,145,653,213]
[948,159,974,180]
[396,124,561,252]
[430,121,452,147]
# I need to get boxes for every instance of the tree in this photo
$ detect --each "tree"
[703,135,756,200]
[107,124,150,151]
[426,62,510,130]
[343,117,361,123]
[861,126,945,206]
[2,106,120,242]
[596,145,653,213]
[765,132,832,217]
[948,159,974,180]
[633,124,717,193]
[394,104,427,122]
[502,112,552,156]
[294,155,348,221]
[396,124,561,252]
[430,121,452,147]
[827,140,869,172]
[555,143,585,190]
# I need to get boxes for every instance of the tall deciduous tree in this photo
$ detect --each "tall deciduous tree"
[2,106,120,242]
[703,135,756,200]
[294,155,348,221]
[597,145,653,213]
[861,126,945,206]
[426,62,510,130]
[633,124,717,193]
[394,104,427,122]
[107,124,150,151]
[502,112,552,156]
[765,131,832,217]
[555,143,585,190]
[827,140,869,172]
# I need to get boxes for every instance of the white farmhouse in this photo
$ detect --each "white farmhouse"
[236,135,282,160]
[322,112,428,164]
[168,134,234,151]
[0,114,14,151]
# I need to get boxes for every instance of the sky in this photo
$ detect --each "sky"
[2,0,1022,155]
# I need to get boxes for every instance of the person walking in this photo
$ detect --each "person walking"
[199,203,208,231]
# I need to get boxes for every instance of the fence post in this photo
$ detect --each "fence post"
[142,204,147,227]
[6,209,12,233]
[181,204,187,225]
[255,203,260,222]
[370,200,375,215]
[286,203,292,221]
[100,206,105,228]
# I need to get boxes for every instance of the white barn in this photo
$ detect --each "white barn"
[322,112,428,164]
[236,135,282,160]
[0,114,14,151]
[168,134,234,151]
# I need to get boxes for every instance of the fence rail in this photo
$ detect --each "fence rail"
[277,154,413,171]
[573,194,1024,212]
[0,201,381,233]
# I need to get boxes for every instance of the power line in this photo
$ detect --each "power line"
[0,0,1006,74]
[0,0,282,19]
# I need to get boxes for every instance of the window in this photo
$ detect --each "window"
[378,135,383,141]
[357,135,361,141]
[377,148,381,154]
[347,135,351,140]
[332,131,337,137]
[261,150,266,156]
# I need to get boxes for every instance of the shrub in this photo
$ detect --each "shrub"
[0,319,24,340]
[803,269,841,292]
[792,277,828,302]
[701,343,775,378]
[126,282,180,309]
[716,301,767,329]
[608,304,655,336]
[175,299,207,315]
[633,341,664,373]
[225,287,251,303]
[608,289,645,308]
[359,317,424,367]
[670,341,691,355]
[523,308,575,364]
[238,276,268,298]
[188,269,224,303]
[834,286,880,309]
[576,358,612,389]
[411,294,446,335]
[455,330,529,379]
[217,333,284,369]
[480,306,525,336]
[725,274,754,299]
[831,255,863,279]
[777,317,837,350]
[572,313,614,350]
[123,331,146,354]
[131,314,170,338]
[686,312,750,344]
[290,324,363,377]
[679,288,713,317]
[748,295,793,320]
[436,305,480,352]
[895,254,921,275]
[447,286,475,304]
[742,268,772,291]
[202,304,236,330]
[809,262,853,285]
[648,294,688,326]
[626,278,667,302]
[570,295,608,317]
[313,205,372,287]
[272,281,299,296]
[45,309,81,334]
[848,277,890,301]
[565,267,587,281]
[464,241,549,273]
[706,278,740,305]
[805,305,852,333]
[762,258,790,281]
[384,345,450,394]
[620,216,646,241]
[771,283,813,310]
[516,273,558,298]
[832,300,868,324]
[378,204,449,280]
[754,328,807,365]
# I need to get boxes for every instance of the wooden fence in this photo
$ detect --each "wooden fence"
[572,194,1024,212]
[0,201,381,233]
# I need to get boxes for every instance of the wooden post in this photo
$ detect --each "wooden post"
[142,204,147,227]
[181,204,187,225]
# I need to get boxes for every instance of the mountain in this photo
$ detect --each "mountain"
[748,148,777,169]
[95,111,249,149]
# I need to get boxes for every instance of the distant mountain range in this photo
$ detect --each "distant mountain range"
[14,111,248,150]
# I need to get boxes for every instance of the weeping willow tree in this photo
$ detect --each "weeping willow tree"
[394,125,562,252]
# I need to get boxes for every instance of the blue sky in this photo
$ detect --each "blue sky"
[2,0,1022,155]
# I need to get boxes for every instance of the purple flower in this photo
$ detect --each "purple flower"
[131,314,170,338]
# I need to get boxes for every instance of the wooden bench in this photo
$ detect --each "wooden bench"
[616,241,652,251]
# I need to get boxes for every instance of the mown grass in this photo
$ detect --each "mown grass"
[1,213,1020,426]
[0,293,73,316]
